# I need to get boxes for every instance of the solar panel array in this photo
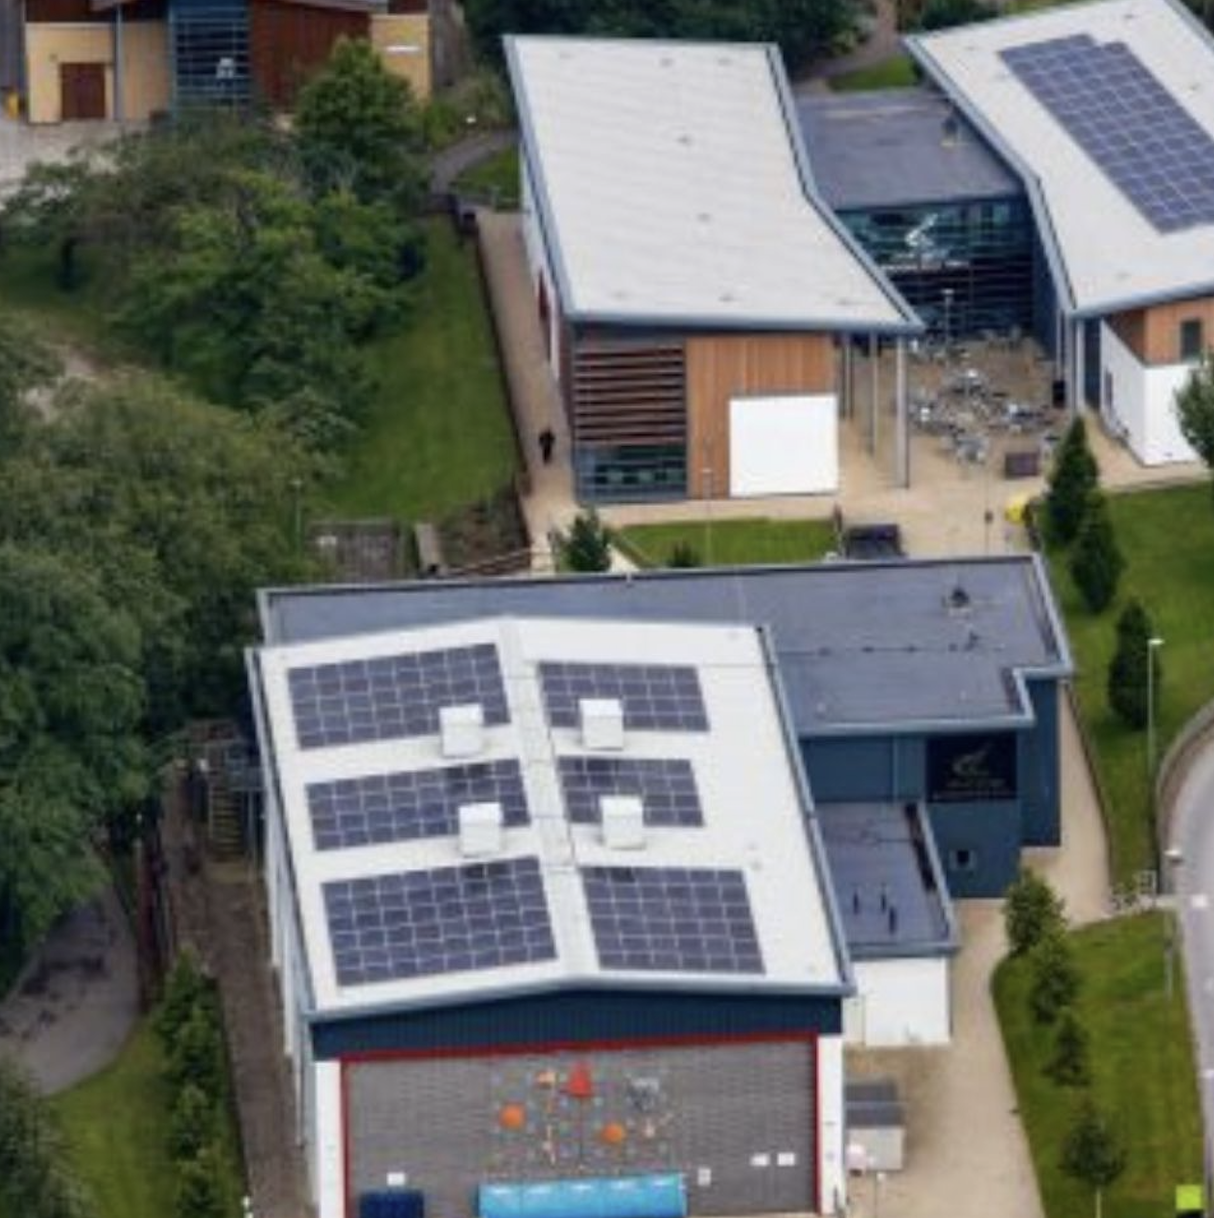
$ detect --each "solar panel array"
[323,857,556,987]
[538,662,709,732]
[308,760,529,852]
[558,756,703,826]
[289,644,509,750]
[582,866,764,974]
[1001,34,1214,234]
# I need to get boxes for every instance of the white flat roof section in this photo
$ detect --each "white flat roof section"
[506,36,919,334]
[255,618,850,1016]
[908,0,1214,316]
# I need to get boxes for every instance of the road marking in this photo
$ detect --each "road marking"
[1191,894,1210,910]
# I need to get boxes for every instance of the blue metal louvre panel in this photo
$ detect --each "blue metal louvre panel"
[581,866,764,974]
[324,857,556,987]
[1000,34,1214,234]
[538,663,708,732]
[289,643,509,749]
[308,760,530,851]
[170,0,251,107]
[557,757,703,826]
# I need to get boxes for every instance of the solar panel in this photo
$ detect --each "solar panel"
[558,756,703,827]
[323,857,556,987]
[308,760,529,851]
[582,866,764,974]
[1001,34,1214,234]
[289,643,509,750]
[539,662,709,732]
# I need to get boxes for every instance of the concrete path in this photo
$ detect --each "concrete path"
[476,209,578,564]
[0,886,139,1094]
[796,0,901,90]
[0,115,121,200]
[848,689,1110,1218]
[430,129,517,195]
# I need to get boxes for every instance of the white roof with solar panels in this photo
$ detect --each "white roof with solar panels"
[254,617,850,1014]
[907,0,1214,314]
[505,36,918,333]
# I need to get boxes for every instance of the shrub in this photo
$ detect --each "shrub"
[1048,1010,1092,1086]
[156,952,211,1045]
[1069,492,1124,613]
[666,541,701,568]
[1107,599,1159,730]
[166,1007,224,1100]
[1045,418,1099,544]
[174,1144,226,1218]
[1004,868,1066,956]
[168,1083,217,1162]
[1029,932,1082,1024]
[556,510,614,573]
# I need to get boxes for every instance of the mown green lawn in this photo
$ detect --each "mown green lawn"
[1047,483,1214,883]
[616,517,836,568]
[322,217,518,523]
[829,53,919,92]
[52,1017,244,1218]
[453,146,520,209]
[994,913,1202,1218]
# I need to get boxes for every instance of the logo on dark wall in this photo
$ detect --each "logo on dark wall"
[927,733,1017,803]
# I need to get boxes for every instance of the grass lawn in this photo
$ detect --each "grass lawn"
[52,1017,244,1218]
[616,518,836,568]
[323,217,518,524]
[1047,483,1214,883]
[994,913,1202,1218]
[829,53,919,92]
[453,146,520,209]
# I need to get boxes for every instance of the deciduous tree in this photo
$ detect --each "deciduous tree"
[1048,1011,1092,1086]
[1061,1098,1127,1218]
[1029,932,1081,1023]
[1004,868,1066,956]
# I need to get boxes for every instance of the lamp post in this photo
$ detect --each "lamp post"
[1147,636,1164,781]
[942,288,954,361]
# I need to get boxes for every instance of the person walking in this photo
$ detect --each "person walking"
[539,427,556,465]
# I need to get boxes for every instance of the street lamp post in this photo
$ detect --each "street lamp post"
[1147,635,1164,781]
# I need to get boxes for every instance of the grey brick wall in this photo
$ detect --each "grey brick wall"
[348,1041,816,1217]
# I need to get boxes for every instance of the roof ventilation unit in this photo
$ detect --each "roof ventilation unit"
[580,698,625,751]
[440,704,484,758]
[600,796,646,850]
[458,802,503,857]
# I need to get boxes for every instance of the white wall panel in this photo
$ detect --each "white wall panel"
[847,957,951,1047]
[729,393,838,496]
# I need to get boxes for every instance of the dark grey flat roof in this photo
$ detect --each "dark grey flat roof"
[797,89,1022,211]
[260,557,1070,737]
[817,802,957,958]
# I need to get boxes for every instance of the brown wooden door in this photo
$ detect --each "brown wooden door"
[59,63,107,120]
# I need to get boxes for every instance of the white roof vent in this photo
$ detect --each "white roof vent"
[601,796,645,850]
[458,802,503,857]
[580,698,625,751]
[440,704,484,758]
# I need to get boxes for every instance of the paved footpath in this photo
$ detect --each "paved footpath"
[0,886,138,1094]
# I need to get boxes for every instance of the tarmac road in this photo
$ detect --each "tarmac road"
[1170,739,1214,1182]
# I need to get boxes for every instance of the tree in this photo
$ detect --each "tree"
[168,1083,217,1162]
[1107,599,1159,730]
[1175,352,1214,504]
[167,1006,224,1098]
[1029,932,1081,1023]
[295,37,426,217]
[156,952,213,1044]
[1045,418,1099,544]
[0,1055,96,1218]
[1004,868,1066,956]
[1061,1098,1127,1218]
[556,510,614,573]
[0,547,147,954]
[1048,1010,1091,1086]
[175,1144,227,1218]
[1069,492,1124,613]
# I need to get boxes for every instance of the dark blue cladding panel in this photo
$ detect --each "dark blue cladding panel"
[311,990,843,1059]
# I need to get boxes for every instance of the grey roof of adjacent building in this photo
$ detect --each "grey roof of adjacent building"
[816,802,958,959]
[797,89,1023,211]
[259,556,1071,737]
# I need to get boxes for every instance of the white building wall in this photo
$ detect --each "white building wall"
[818,1034,847,1215]
[844,957,951,1047]
[1100,322,1199,465]
[313,1060,345,1218]
[520,153,563,384]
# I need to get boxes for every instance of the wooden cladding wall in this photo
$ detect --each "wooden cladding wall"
[1107,294,1214,365]
[685,333,836,497]
[571,341,687,447]
[249,0,367,110]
